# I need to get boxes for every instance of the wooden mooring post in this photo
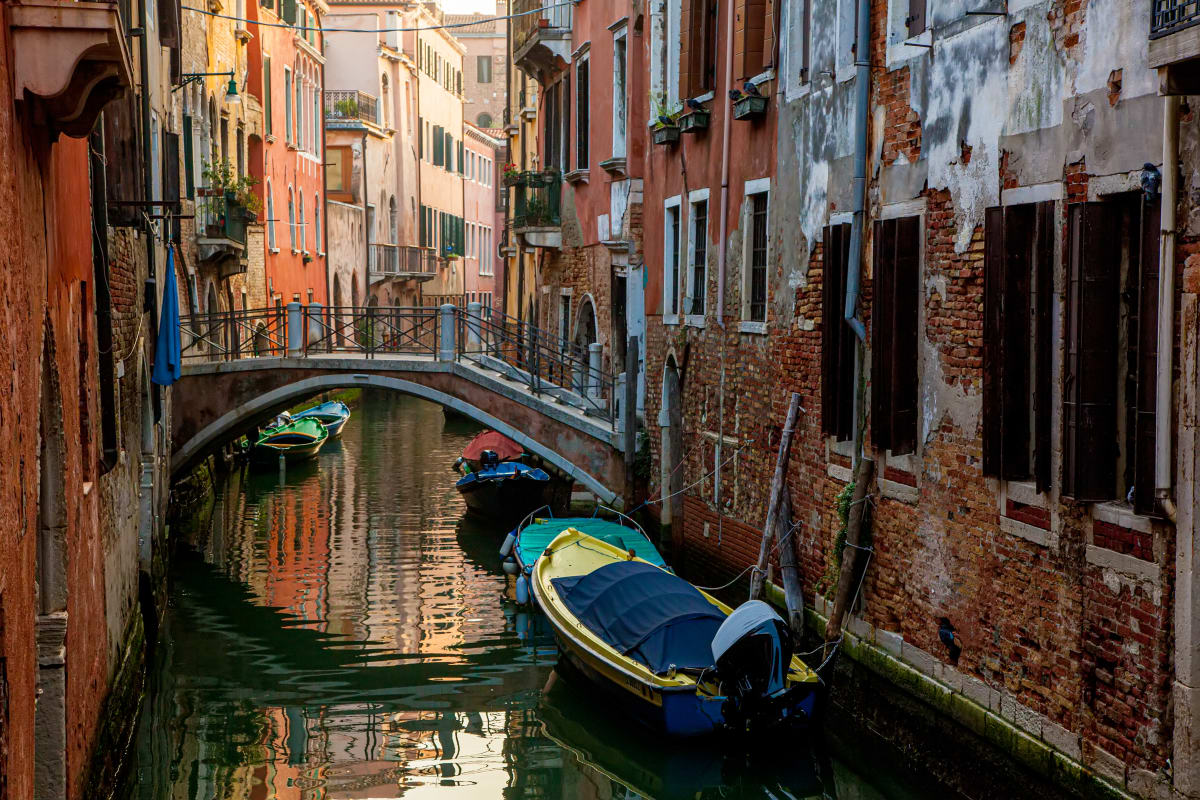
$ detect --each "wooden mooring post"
[749,392,802,602]
[825,457,875,642]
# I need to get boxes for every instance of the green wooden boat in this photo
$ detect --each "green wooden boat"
[250,417,329,463]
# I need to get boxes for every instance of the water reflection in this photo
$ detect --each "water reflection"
[133,392,918,799]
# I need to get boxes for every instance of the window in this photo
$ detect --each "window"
[983,201,1055,492]
[267,182,276,249]
[784,0,811,93]
[433,125,444,166]
[284,68,292,142]
[294,74,302,146]
[478,55,492,83]
[737,0,772,79]
[686,191,709,317]
[743,186,769,322]
[313,88,320,152]
[545,79,560,168]
[871,215,922,457]
[682,0,718,94]
[576,55,589,169]
[907,0,927,37]
[1064,194,1161,514]
[664,196,682,318]
[264,56,273,136]
[299,193,306,252]
[612,28,627,158]
[314,196,322,252]
[288,187,296,250]
[821,223,855,442]
[477,112,493,128]
[559,293,572,345]
[327,145,352,201]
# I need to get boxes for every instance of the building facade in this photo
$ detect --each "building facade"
[500,59,541,327]
[447,2,508,130]
[463,123,502,310]
[260,0,329,308]
[634,0,1200,795]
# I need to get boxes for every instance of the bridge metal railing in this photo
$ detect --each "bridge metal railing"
[178,303,619,425]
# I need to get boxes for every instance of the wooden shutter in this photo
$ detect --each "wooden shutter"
[102,93,143,227]
[871,217,920,455]
[822,224,855,441]
[907,0,927,36]
[1001,203,1034,479]
[1064,203,1120,501]
[1033,200,1055,492]
[1133,197,1161,515]
[264,58,273,136]
[182,116,194,199]
[982,206,1006,477]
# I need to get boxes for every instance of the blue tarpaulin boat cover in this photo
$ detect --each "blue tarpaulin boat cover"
[456,462,549,489]
[552,561,725,674]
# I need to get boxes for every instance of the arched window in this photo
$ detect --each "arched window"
[299,193,307,252]
[388,196,397,244]
[267,181,276,249]
[314,194,322,253]
[288,187,296,251]
[476,112,493,128]
[405,83,412,141]
[381,74,390,127]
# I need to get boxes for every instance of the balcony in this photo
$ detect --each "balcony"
[369,244,438,281]
[195,189,251,274]
[510,171,562,249]
[1151,0,1200,86]
[325,89,380,127]
[512,0,572,78]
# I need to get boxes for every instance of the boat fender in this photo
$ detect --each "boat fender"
[501,556,519,576]
[515,611,530,641]
[515,574,530,605]
[499,532,516,557]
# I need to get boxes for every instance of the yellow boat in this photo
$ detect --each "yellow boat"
[532,527,821,736]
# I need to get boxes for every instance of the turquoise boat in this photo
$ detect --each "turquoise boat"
[250,417,329,463]
[294,400,351,437]
[501,510,667,605]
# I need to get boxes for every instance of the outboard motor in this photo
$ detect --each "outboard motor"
[480,449,501,470]
[711,600,794,731]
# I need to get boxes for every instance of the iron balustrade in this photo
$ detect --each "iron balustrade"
[510,170,562,228]
[370,244,437,276]
[176,305,619,425]
[1153,0,1200,36]
[325,89,380,125]
[513,0,572,53]
[195,188,251,245]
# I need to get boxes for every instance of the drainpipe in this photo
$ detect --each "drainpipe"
[138,0,159,416]
[1157,94,1180,522]
[843,0,872,462]
[362,130,370,297]
[714,0,735,326]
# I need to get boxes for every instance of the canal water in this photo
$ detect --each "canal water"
[131,391,945,800]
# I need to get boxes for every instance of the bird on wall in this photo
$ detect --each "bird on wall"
[742,81,763,97]
[686,97,705,112]
[938,618,962,664]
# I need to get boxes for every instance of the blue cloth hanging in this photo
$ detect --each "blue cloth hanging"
[151,246,182,386]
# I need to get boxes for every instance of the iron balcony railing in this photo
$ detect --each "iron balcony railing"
[195,188,251,245]
[369,244,437,276]
[325,89,380,125]
[512,0,571,54]
[510,170,562,228]
[1152,0,1200,36]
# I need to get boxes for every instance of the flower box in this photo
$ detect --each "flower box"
[653,125,680,145]
[680,111,710,133]
[732,94,768,120]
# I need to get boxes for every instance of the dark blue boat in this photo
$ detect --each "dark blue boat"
[455,454,550,520]
[294,400,351,437]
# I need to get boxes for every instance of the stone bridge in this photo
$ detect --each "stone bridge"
[170,303,633,504]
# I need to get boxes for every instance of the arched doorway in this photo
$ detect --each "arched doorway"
[573,295,598,395]
[205,282,220,359]
[660,356,684,552]
[333,274,344,346]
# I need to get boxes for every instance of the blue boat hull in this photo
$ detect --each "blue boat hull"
[456,463,550,520]
[295,402,351,438]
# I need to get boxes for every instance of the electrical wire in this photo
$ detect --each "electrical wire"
[181,1,577,35]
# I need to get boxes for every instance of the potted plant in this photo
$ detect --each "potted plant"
[679,100,710,133]
[730,85,769,120]
[651,95,683,145]
[201,160,262,237]
[333,97,359,118]
[502,162,522,186]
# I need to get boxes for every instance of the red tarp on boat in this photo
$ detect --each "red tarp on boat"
[462,430,524,462]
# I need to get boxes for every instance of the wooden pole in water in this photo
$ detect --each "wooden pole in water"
[776,492,805,633]
[749,392,802,601]
[825,457,875,641]
[623,335,639,507]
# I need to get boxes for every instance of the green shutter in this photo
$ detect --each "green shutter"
[264,58,272,136]
[457,142,464,175]
[182,115,194,199]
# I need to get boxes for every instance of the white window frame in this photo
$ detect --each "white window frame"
[288,186,297,252]
[663,194,682,325]
[685,188,710,327]
[266,181,278,252]
[739,178,771,333]
[665,0,681,105]
[315,193,323,255]
[782,0,812,99]
[611,24,629,159]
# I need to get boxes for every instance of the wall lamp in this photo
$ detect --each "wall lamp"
[174,71,240,105]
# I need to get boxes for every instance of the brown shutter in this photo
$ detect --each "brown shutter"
[822,224,854,441]
[982,206,1006,477]
[1133,196,1161,515]
[907,0,927,36]
[102,94,143,227]
[871,219,895,452]
[1001,203,1034,479]
[680,0,693,96]
[889,216,921,456]
[1064,203,1120,501]
[1033,200,1056,493]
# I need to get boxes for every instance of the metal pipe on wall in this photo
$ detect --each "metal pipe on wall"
[714,0,735,325]
[843,0,871,345]
[1157,93,1180,521]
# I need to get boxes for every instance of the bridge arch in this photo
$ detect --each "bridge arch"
[172,372,619,503]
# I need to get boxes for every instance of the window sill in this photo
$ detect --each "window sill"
[286,143,297,151]
[291,249,300,255]
[600,156,627,176]
[1005,479,1048,509]
[879,475,919,504]
[738,320,768,335]
[565,168,589,184]
[266,134,276,143]
[1092,501,1154,534]
[684,314,706,328]
[663,313,680,326]
[827,461,853,483]
[269,247,280,254]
